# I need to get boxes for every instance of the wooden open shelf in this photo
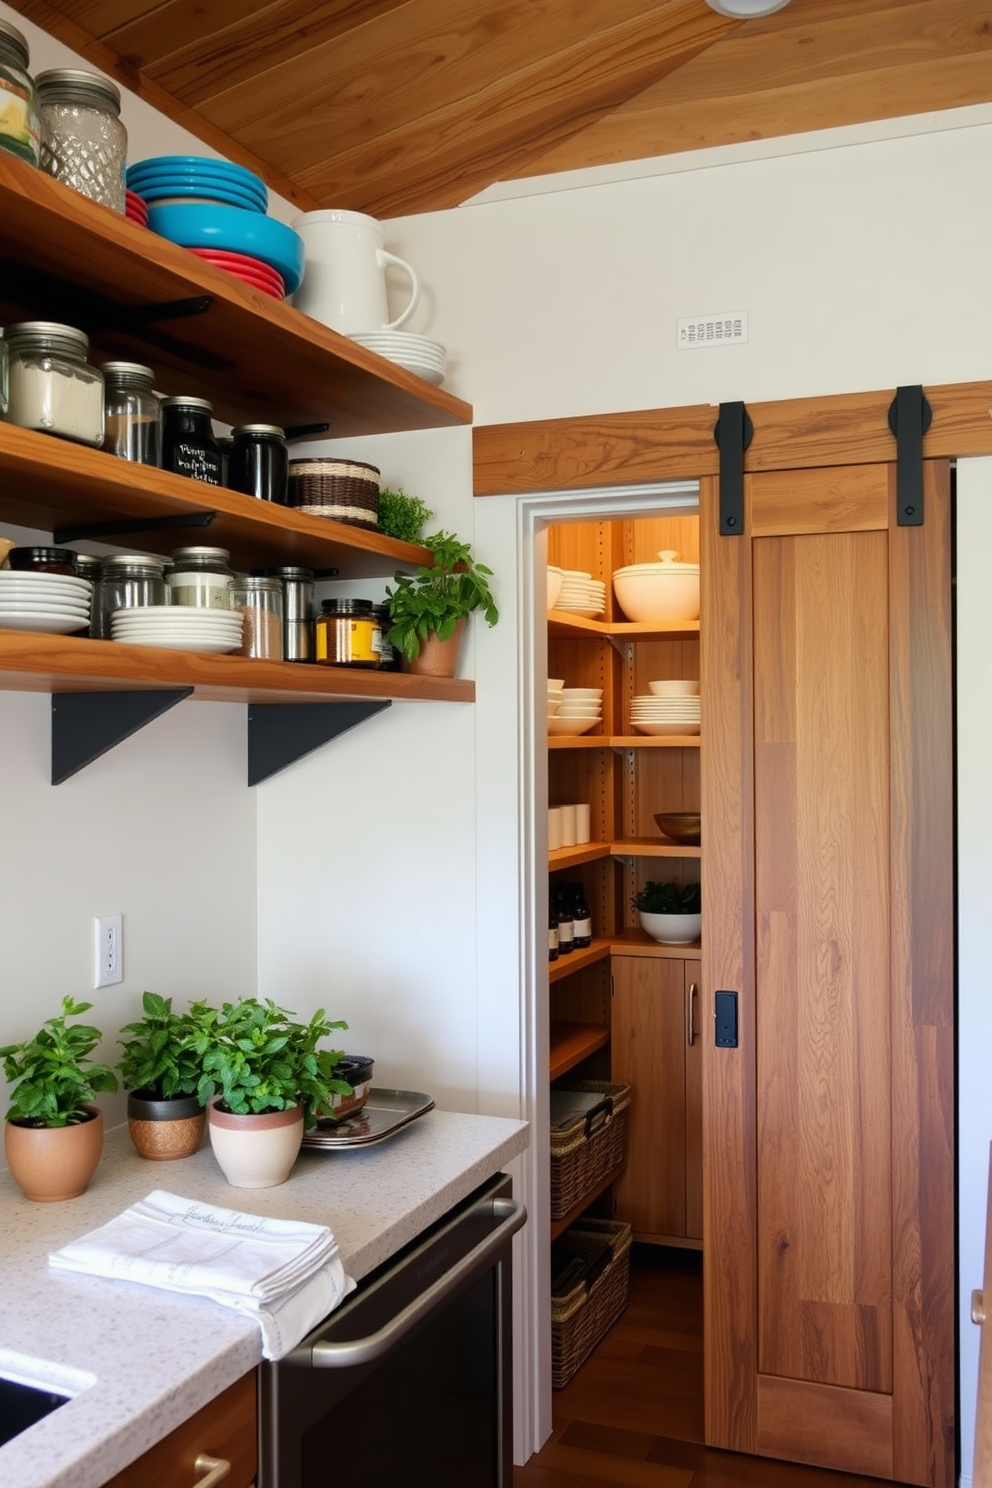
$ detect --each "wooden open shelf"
[550,1160,626,1241]
[548,611,699,640]
[549,1020,611,1081]
[548,939,612,983]
[549,734,700,750]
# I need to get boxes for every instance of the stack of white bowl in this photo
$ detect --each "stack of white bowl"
[549,686,603,736]
[556,570,606,618]
[547,565,564,613]
[630,678,700,736]
[548,678,564,720]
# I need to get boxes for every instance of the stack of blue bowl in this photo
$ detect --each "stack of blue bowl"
[126,155,305,296]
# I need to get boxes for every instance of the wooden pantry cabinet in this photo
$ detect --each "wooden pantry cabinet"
[546,513,702,1243]
[0,155,474,780]
[100,1370,256,1488]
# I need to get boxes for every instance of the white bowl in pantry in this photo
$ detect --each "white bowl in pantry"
[612,550,700,624]
[649,679,700,696]
[548,716,599,736]
[547,566,563,612]
[560,688,602,701]
[638,910,701,945]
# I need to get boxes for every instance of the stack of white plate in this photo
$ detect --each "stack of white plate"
[348,331,447,386]
[630,693,701,737]
[556,570,606,618]
[110,606,243,653]
[0,571,91,633]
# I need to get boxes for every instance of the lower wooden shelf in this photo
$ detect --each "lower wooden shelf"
[550,1160,626,1241]
[549,1020,610,1081]
[549,939,611,982]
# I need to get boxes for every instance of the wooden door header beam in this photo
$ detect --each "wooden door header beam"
[472,379,992,496]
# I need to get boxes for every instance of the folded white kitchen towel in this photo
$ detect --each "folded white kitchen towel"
[49,1190,356,1360]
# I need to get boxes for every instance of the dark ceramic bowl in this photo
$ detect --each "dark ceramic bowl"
[653,812,701,845]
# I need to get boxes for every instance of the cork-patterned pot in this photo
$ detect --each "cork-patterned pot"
[127,1091,205,1161]
[4,1104,104,1201]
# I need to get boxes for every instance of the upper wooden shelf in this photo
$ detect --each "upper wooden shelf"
[0,156,471,436]
[548,734,701,750]
[0,423,432,580]
[548,610,699,639]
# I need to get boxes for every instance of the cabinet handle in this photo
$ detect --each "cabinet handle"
[687,981,698,1047]
[973,1289,986,1326]
[192,1454,231,1488]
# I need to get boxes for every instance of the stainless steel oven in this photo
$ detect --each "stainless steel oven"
[258,1172,525,1488]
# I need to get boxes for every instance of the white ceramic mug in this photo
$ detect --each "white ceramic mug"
[291,209,421,333]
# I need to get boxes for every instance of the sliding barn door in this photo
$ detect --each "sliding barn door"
[700,460,955,1486]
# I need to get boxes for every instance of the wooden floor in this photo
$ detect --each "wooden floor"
[514,1246,919,1488]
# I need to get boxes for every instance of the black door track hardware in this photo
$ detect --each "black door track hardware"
[714,401,753,537]
[714,990,739,1048]
[888,384,932,527]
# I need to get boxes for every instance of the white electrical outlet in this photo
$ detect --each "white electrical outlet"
[677,311,748,349]
[94,914,123,989]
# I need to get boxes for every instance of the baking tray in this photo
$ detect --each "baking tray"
[302,1087,435,1149]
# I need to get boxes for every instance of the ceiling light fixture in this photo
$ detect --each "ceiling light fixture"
[704,0,794,15]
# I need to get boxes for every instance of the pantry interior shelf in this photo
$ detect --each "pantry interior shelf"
[549,842,700,869]
[549,1020,611,1081]
[548,941,612,981]
[548,611,699,640]
[550,1161,626,1242]
[0,155,471,436]
[548,735,701,750]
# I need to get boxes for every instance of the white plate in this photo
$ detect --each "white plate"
[0,575,92,596]
[111,605,235,620]
[630,721,702,736]
[0,602,90,617]
[111,634,242,653]
[0,612,90,634]
[112,613,241,628]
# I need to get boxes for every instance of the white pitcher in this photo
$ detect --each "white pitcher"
[291,209,420,334]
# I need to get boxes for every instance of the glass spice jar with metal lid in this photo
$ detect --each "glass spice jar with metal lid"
[160,396,223,486]
[228,424,289,504]
[102,361,162,467]
[231,575,284,659]
[3,321,104,447]
[0,19,40,166]
[167,546,234,609]
[314,597,382,669]
[6,546,78,576]
[263,566,314,662]
[36,68,126,214]
[93,553,168,639]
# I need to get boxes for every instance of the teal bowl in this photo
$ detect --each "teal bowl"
[147,203,304,294]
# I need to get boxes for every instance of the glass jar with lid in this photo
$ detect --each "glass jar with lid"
[231,575,284,659]
[102,362,162,466]
[228,425,288,504]
[93,554,168,639]
[314,597,381,669]
[3,322,104,447]
[0,19,40,166]
[167,546,234,609]
[36,68,126,214]
[263,566,314,662]
[160,396,223,486]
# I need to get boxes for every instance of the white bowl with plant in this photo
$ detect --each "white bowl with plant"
[632,880,701,944]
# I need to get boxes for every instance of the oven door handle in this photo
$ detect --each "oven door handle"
[308,1196,526,1369]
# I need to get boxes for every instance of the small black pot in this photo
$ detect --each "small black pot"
[127,1090,205,1160]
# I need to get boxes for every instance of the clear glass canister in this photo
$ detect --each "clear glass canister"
[3,321,104,447]
[94,553,167,639]
[231,575,284,659]
[102,361,161,466]
[315,597,381,668]
[160,396,223,485]
[167,546,234,609]
[0,19,40,166]
[36,68,126,214]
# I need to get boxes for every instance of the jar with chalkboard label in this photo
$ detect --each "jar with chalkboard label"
[160,397,223,486]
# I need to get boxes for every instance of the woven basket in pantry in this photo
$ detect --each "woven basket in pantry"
[550,1080,631,1220]
[550,1217,633,1388]
[287,458,380,529]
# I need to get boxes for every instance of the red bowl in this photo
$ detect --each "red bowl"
[214,264,284,298]
[188,246,284,292]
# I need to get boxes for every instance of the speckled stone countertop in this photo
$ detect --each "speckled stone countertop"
[0,1108,528,1488]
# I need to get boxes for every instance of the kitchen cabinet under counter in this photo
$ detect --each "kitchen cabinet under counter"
[0,1111,528,1488]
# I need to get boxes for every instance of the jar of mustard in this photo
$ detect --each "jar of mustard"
[314,597,381,668]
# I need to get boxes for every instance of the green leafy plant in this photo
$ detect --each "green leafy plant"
[377,486,434,544]
[631,880,701,915]
[197,997,352,1126]
[384,529,499,662]
[117,991,210,1102]
[0,996,118,1127]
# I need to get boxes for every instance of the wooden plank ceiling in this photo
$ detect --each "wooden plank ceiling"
[9,0,992,216]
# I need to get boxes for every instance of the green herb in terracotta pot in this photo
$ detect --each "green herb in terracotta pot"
[384,529,499,673]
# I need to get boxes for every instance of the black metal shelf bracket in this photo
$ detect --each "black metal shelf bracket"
[714,401,753,536]
[51,688,193,784]
[888,385,933,527]
[54,510,217,546]
[247,700,392,785]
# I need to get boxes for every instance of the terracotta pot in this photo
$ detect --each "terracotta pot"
[207,1099,304,1188]
[4,1104,104,1201]
[403,618,466,678]
[127,1091,205,1161]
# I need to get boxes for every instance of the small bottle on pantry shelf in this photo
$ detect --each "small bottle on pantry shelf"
[548,895,559,962]
[570,883,592,949]
[554,884,574,955]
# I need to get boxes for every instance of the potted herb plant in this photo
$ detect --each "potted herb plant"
[199,997,352,1188]
[376,486,434,544]
[117,991,212,1161]
[631,880,702,945]
[384,528,499,677]
[0,996,118,1201]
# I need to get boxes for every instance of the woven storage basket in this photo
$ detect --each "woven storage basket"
[287,458,380,529]
[550,1080,631,1220]
[550,1217,633,1388]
